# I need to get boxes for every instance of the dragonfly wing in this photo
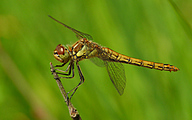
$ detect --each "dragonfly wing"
[74,30,93,40]
[90,57,105,67]
[104,61,126,95]
[49,15,93,40]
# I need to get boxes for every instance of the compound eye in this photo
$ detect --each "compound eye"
[55,44,65,55]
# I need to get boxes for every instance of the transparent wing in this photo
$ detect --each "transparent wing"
[90,56,126,95]
[49,15,93,40]
[90,57,105,67]
[104,61,126,95]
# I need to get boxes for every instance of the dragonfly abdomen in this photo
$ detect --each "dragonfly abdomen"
[102,47,179,72]
[123,57,179,72]
[120,55,179,72]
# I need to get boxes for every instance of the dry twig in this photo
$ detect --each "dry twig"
[50,62,82,120]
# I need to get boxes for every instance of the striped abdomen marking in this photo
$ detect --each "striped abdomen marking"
[102,48,179,72]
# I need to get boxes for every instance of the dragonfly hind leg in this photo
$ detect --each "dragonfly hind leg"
[67,61,85,100]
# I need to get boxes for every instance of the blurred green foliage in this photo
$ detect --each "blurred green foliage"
[0,0,191,120]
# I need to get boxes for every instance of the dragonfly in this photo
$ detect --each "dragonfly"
[49,15,179,99]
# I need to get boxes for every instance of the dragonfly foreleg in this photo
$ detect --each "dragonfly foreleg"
[56,62,72,73]
[57,62,75,78]
[54,63,66,67]
[67,61,85,100]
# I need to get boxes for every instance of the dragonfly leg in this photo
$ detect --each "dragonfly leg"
[54,63,66,67]
[50,63,67,74]
[67,61,85,100]
[56,62,72,73]
[58,62,75,78]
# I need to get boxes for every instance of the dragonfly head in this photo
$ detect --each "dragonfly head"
[53,44,70,64]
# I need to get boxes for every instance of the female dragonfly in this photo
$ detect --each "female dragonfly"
[49,15,179,99]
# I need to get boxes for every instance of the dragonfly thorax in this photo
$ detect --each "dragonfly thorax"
[53,44,70,64]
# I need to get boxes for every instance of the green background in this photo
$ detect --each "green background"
[0,0,191,120]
